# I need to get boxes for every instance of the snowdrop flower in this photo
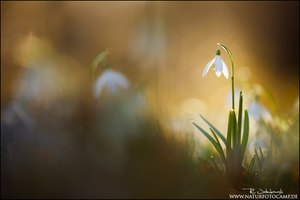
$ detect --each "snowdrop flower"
[94,69,129,98]
[202,49,229,79]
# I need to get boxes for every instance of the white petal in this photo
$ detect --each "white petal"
[109,71,130,89]
[215,71,222,77]
[94,75,107,97]
[106,80,119,94]
[214,56,223,75]
[202,57,215,77]
[221,60,229,79]
[94,69,130,97]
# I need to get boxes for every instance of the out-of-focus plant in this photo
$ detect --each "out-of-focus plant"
[193,43,249,184]
[91,48,130,98]
[245,96,299,189]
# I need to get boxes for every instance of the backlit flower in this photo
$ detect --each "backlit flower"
[202,49,229,79]
[94,69,129,98]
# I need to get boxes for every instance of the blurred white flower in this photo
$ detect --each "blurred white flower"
[248,100,272,122]
[202,49,229,79]
[94,69,130,98]
[12,34,83,121]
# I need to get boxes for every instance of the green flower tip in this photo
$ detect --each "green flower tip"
[216,49,221,55]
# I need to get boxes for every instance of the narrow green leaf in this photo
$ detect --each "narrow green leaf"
[192,122,217,146]
[200,115,227,146]
[226,110,235,157]
[192,122,225,164]
[240,109,249,160]
[237,91,243,147]
[231,111,238,150]
[209,128,226,164]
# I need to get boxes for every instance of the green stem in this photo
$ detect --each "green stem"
[91,48,111,83]
[219,44,235,110]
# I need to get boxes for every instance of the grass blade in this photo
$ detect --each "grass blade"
[209,128,226,164]
[200,115,227,146]
[247,154,256,178]
[259,146,264,163]
[240,109,249,160]
[237,91,243,148]
[192,122,225,164]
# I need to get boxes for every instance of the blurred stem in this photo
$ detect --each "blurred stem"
[91,48,111,83]
[219,44,235,110]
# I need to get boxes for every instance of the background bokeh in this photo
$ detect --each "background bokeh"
[1,1,299,198]
[2,1,299,111]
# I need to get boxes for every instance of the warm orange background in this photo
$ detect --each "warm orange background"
[1,1,299,114]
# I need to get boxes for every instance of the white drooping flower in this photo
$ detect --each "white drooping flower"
[93,69,130,98]
[202,49,229,79]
